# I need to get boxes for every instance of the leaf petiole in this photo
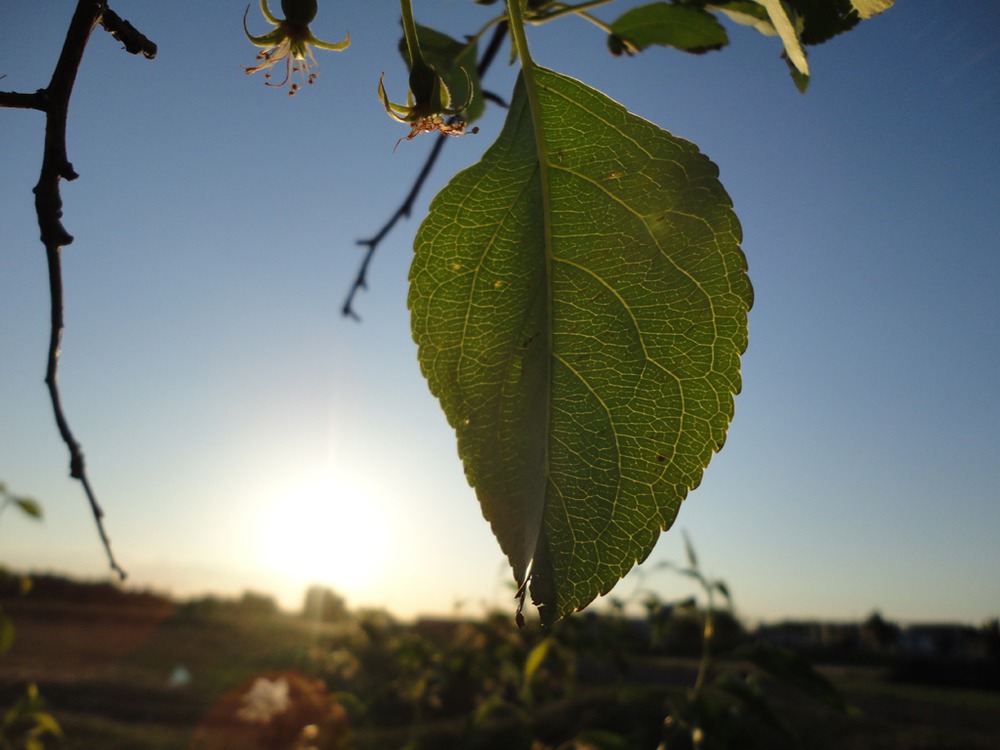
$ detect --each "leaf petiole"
[399,0,422,69]
[528,0,619,24]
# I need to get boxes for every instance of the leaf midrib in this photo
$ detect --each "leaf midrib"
[508,5,555,587]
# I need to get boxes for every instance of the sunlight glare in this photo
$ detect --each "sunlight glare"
[257,473,390,595]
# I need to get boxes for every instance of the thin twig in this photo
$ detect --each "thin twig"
[6,0,157,580]
[341,135,449,321]
[481,89,509,109]
[341,21,509,320]
[100,8,158,59]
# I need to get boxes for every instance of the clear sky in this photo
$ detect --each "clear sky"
[2,1,998,626]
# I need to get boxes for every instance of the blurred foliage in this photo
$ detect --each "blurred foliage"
[270,536,849,750]
[0,484,62,750]
[3,564,998,749]
[0,683,63,750]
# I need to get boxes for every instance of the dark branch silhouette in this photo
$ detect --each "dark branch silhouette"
[100,8,158,59]
[1,0,157,580]
[341,21,509,321]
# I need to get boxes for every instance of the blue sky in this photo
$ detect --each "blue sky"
[2,1,998,625]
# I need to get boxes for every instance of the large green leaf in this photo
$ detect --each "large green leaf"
[410,67,752,625]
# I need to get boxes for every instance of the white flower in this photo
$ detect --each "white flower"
[236,677,291,723]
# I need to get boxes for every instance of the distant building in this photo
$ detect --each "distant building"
[755,617,994,664]
[897,624,990,661]
[754,621,860,652]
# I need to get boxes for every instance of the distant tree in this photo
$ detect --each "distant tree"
[860,609,900,652]
[981,618,1000,660]
[177,595,224,620]
[238,591,279,616]
[302,585,349,623]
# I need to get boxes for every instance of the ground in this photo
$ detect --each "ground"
[2,597,999,749]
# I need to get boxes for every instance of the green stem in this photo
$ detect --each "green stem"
[506,0,536,69]
[693,580,714,693]
[533,0,618,23]
[574,10,615,35]
[399,0,422,68]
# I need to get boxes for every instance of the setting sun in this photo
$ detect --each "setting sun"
[256,473,390,595]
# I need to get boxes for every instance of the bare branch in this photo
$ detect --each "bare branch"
[0,90,46,110]
[481,90,509,108]
[341,21,510,320]
[100,8,158,59]
[22,0,157,580]
[342,135,450,321]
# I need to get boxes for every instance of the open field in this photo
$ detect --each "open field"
[2,597,999,749]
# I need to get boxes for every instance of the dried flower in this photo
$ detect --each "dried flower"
[379,1,478,145]
[378,64,478,144]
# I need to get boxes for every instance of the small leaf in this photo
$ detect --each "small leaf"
[682,530,699,570]
[784,0,860,45]
[522,637,552,688]
[30,711,63,737]
[706,1,775,35]
[713,579,732,606]
[787,60,810,93]
[850,0,893,20]
[789,0,896,45]
[707,2,813,89]
[758,0,809,82]
[411,67,751,624]
[608,3,729,56]
[13,497,43,520]
[711,0,891,46]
